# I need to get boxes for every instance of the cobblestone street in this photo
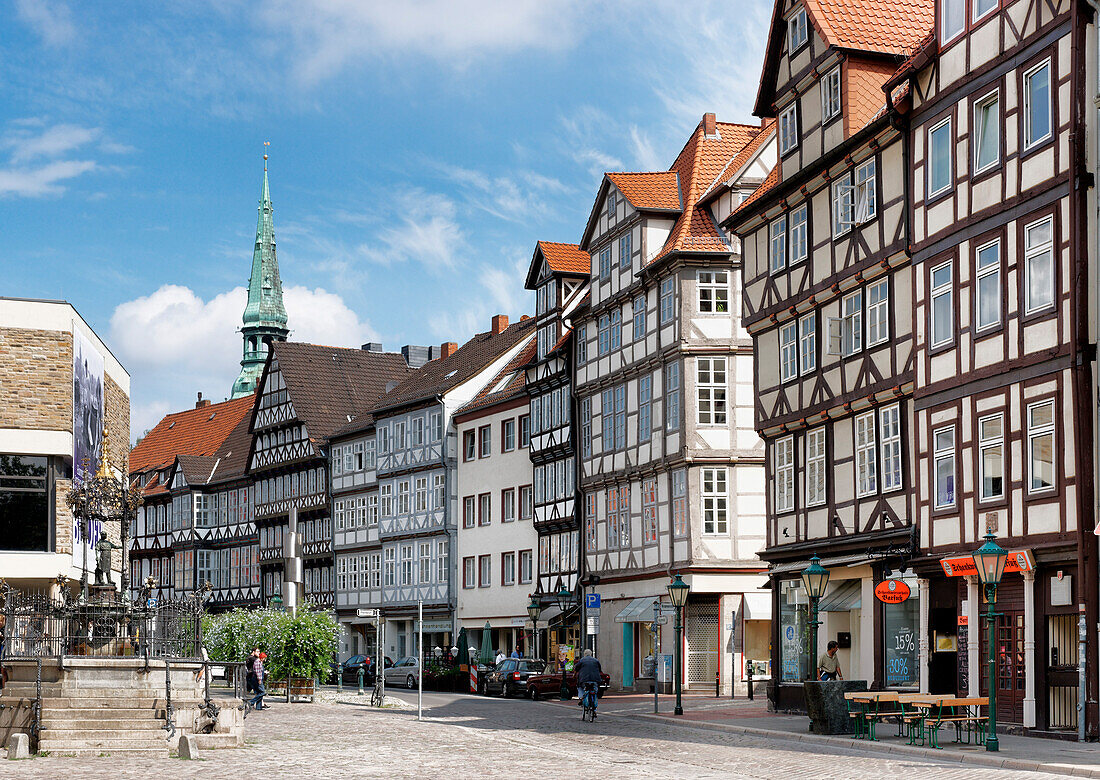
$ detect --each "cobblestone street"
[3,690,1085,779]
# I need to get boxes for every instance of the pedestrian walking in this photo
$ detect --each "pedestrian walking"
[817,641,843,681]
[246,646,269,710]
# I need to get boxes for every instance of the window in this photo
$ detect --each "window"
[933,426,956,508]
[478,424,491,458]
[774,439,794,513]
[431,411,443,442]
[799,314,816,374]
[463,495,475,529]
[660,277,675,324]
[599,246,612,280]
[517,484,531,522]
[463,556,475,589]
[415,477,428,512]
[478,554,491,587]
[975,239,1001,331]
[642,479,657,544]
[436,541,447,585]
[866,279,889,346]
[400,544,413,585]
[502,418,516,452]
[941,0,964,42]
[502,552,516,586]
[411,416,424,447]
[585,493,597,549]
[365,439,376,469]
[789,204,808,265]
[368,494,378,527]
[575,325,588,366]
[607,190,617,218]
[788,6,808,50]
[1024,216,1054,313]
[478,493,491,526]
[617,485,630,548]
[672,469,687,536]
[638,374,652,443]
[580,397,592,458]
[805,428,826,506]
[973,91,1000,173]
[463,430,476,461]
[779,103,798,155]
[519,415,530,447]
[394,421,406,450]
[380,484,393,517]
[843,289,863,356]
[880,404,902,492]
[979,414,1004,501]
[1027,400,1055,493]
[433,474,445,510]
[855,159,876,222]
[633,294,646,339]
[519,550,532,584]
[698,270,729,313]
[609,309,622,350]
[379,425,391,455]
[619,232,632,269]
[501,488,515,523]
[928,118,952,197]
[780,321,798,383]
[769,216,787,273]
[606,489,619,550]
[930,261,953,347]
[822,66,841,121]
[697,358,727,424]
[614,384,626,449]
[398,480,410,514]
[419,542,432,584]
[666,362,681,431]
[855,411,877,497]
[1023,60,1052,150]
[831,174,854,238]
[384,547,395,587]
[597,315,610,356]
[974,0,997,19]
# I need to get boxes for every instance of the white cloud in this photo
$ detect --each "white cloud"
[434,162,572,223]
[3,123,99,162]
[0,159,96,197]
[15,0,76,46]
[427,251,530,341]
[0,123,110,197]
[260,0,585,82]
[355,190,465,269]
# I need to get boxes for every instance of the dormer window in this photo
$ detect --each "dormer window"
[779,103,799,156]
[821,67,841,122]
[606,190,617,219]
[788,7,808,51]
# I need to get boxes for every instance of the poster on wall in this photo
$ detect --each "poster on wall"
[72,326,105,570]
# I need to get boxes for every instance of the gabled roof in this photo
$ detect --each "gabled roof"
[130,394,256,474]
[266,342,413,443]
[525,241,590,289]
[454,338,536,419]
[699,121,777,206]
[606,172,682,211]
[372,317,537,416]
[176,454,219,485]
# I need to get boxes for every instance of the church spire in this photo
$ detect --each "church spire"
[231,144,289,399]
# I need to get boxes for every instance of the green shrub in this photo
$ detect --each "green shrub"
[202,604,339,681]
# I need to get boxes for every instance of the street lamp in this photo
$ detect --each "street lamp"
[555,585,572,699]
[527,595,542,660]
[667,574,690,715]
[971,533,1008,753]
[800,556,830,681]
[270,594,284,611]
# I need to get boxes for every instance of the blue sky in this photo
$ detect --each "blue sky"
[0,0,769,439]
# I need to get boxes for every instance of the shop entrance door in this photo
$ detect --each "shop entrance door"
[686,601,719,688]
[981,610,1025,724]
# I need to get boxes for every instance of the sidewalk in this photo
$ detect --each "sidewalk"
[552,692,1100,777]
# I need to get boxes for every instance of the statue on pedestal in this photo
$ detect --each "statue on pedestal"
[94,537,122,586]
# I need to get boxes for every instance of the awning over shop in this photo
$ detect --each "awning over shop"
[739,592,772,620]
[768,553,874,576]
[538,606,562,625]
[817,579,862,612]
[616,597,661,623]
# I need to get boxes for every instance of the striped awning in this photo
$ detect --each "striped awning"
[817,580,863,612]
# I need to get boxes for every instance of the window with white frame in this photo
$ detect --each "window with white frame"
[576,323,588,364]
[435,541,446,585]
[973,90,1000,173]
[638,373,652,443]
[789,204,808,265]
[463,495,475,529]
[928,118,953,197]
[619,232,632,269]
[702,468,729,533]
[380,484,393,517]
[880,404,902,492]
[414,477,427,512]
[642,478,658,544]
[933,426,956,508]
[780,321,798,383]
[799,313,816,374]
[368,494,378,527]
[1024,216,1054,313]
[502,551,516,586]
[502,487,515,522]
[633,295,646,339]
[502,418,516,452]
[384,547,395,587]
[788,6,808,50]
[843,289,863,356]
[462,556,475,589]
[941,0,964,42]
[770,216,787,273]
[580,397,592,458]
[866,279,889,346]
[431,411,442,442]
[607,190,617,219]
[698,270,729,312]
[478,492,491,526]
[398,480,410,514]
[779,103,798,155]
[930,261,953,347]
[822,66,841,121]
[478,554,491,587]
[419,542,432,584]
[519,549,532,584]
[855,159,876,222]
[805,427,826,506]
[610,309,622,350]
[672,469,687,536]
[606,488,620,550]
[979,414,1004,501]
[973,239,1002,332]
[520,485,532,520]
[660,277,675,324]
[832,172,853,236]
[401,544,413,585]
[666,362,680,431]
[1023,59,1052,150]
[614,384,626,449]
[1027,400,1054,493]
[974,0,997,19]
[697,357,727,425]
[411,416,424,447]
[855,411,877,497]
[599,246,612,280]
[774,438,794,513]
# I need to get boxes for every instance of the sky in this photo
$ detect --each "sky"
[0,0,770,441]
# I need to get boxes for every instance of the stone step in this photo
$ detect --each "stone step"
[40,697,202,708]
[36,748,170,758]
[40,737,169,750]
[40,707,162,718]
[40,729,169,741]
[190,732,243,750]
[41,717,165,730]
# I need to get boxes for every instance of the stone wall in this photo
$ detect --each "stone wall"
[0,327,73,430]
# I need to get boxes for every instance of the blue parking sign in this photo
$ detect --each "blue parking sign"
[585,593,601,609]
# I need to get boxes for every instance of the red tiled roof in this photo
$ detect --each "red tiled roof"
[536,241,590,276]
[846,57,900,131]
[699,120,777,204]
[605,172,682,211]
[803,0,933,57]
[734,165,782,215]
[129,394,255,474]
[454,338,536,418]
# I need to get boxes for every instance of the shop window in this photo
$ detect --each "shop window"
[0,455,49,552]
[779,580,810,681]
[883,574,920,688]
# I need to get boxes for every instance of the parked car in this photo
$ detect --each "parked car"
[332,655,393,686]
[525,667,610,700]
[383,656,421,689]
[482,658,547,698]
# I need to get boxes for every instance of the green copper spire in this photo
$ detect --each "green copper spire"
[232,149,289,398]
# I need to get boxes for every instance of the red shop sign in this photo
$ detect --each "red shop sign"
[940,549,1035,578]
[874,579,911,604]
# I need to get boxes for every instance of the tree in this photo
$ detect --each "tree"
[203,605,339,682]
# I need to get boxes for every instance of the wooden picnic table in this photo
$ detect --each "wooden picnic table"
[903,695,988,748]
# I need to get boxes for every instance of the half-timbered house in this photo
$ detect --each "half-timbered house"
[727,0,931,712]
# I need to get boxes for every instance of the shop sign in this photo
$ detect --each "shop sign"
[957,615,968,626]
[939,549,1035,577]
[874,579,911,604]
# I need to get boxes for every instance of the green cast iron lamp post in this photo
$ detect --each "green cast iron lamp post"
[800,556,830,681]
[555,585,572,699]
[971,533,1008,752]
[527,595,542,660]
[667,574,690,715]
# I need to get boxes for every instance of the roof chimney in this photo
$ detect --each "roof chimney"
[361,342,384,353]
[703,112,717,138]
[491,314,509,335]
[440,342,458,359]
[196,392,211,409]
[401,344,431,369]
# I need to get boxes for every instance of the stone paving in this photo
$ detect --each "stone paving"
[1,689,1085,778]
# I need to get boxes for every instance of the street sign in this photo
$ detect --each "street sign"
[586,615,600,632]
[585,593,601,609]
[659,603,678,615]
[356,608,380,618]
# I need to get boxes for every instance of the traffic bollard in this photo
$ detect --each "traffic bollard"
[715,670,720,698]
[747,661,754,701]
[358,665,365,696]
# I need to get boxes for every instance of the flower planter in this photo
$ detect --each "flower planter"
[288,676,315,702]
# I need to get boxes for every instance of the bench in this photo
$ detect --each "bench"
[897,695,954,746]
[924,697,989,748]
[844,691,902,741]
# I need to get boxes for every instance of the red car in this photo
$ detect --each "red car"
[525,667,610,700]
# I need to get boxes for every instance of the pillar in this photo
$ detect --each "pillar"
[1023,570,1037,727]
[967,576,980,697]
[918,578,931,693]
[859,576,875,681]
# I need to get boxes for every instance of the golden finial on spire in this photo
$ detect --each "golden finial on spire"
[95,423,112,479]
[264,140,270,171]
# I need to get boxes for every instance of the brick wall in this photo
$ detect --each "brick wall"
[0,327,73,430]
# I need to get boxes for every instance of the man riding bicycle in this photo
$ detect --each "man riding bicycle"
[574,648,603,719]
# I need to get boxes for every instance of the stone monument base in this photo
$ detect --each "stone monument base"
[803,679,868,735]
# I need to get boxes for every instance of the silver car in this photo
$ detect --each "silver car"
[383,656,421,689]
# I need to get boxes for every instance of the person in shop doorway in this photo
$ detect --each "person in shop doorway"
[818,641,843,681]
[510,647,520,659]
[495,648,506,665]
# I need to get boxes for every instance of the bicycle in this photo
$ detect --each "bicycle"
[370,673,385,707]
[580,682,598,722]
